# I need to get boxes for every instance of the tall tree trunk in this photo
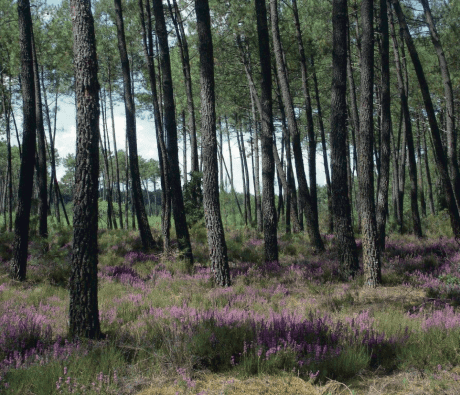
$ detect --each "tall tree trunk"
[100,91,114,229]
[255,0,278,262]
[10,0,36,281]
[420,0,460,211]
[423,120,436,215]
[31,34,47,240]
[270,0,323,251]
[388,5,406,232]
[152,0,193,263]
[359,0,381,287]
[139,0,170,250]
[107,64,123,229]
[41,69,60,222]
[391,0,460,237]
[114,0,155,248]
[236,118,248,225]
[195,0,230,286]
[68,0,102,340]
[1,76,14,232]
[240,126,252,224]
[417,117,427,217]
[183,111,187,184]
[311,55,333,234]
[376,0,392,250]
[330,0,359,280]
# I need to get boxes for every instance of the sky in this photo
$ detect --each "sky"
[49,96,328,194]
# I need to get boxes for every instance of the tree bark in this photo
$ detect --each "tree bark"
[31,35,47,240]
[255,0,278,262]
[114,0,155,248]
[359,0,381,287]
[391,0,460,237]
[68,0,102,339]
[195,0,230,286]
[330,0,359,280]
[423,120,436,215]
[152,0,193,263]
[10,0,36,281]
[376,0,392,250]
[270,0,323,251]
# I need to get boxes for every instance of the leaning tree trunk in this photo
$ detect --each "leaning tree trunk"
[359,0,381,287]
[376,0,392,251]
[10,0,36,281]
[31,34,47,240]
[270,0,323,251]
[195,0,230,286]
[255,0,278,262]
[330,0,359,280]
[423,121,436,215]
[114,0,155,248]
[68,0,102,340]
[152,0,193,263]
[391,0,460,237]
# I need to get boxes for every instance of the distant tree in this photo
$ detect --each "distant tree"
[68,0,102,339]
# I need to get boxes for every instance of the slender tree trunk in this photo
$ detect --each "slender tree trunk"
[330,0,358,279]
[31,34,47,240]
[10,0,36,281]
[292,0,317,233]
[270,0,323,251]
[376,0,392,250]
[255,0,278,262]
[1,77,14,232]
[388,6,406,232]
[240,126,252,224]
[139,0,170,250]
[100,91,113,229]
[359,0,381,287]
[423,121,436,215]
[195,0,230,285]
[108,63,124,229]
[417,117,427,217]
[250,91,263,231]
[183,111,187,184]
[168,0,199,173]
[114,0,155,248]
[391,0,460,237]
[236,118,248,225]
[68,0,102,339]
[311,55,333,234]
[152,0,193,263]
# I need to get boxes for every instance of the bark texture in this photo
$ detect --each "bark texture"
[195,0,230,286]
[359,0,381,287]
[68,0,102,339]
[255,0,278,262]
[330,0,359,279]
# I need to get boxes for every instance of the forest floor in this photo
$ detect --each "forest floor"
[1,216,460,394]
